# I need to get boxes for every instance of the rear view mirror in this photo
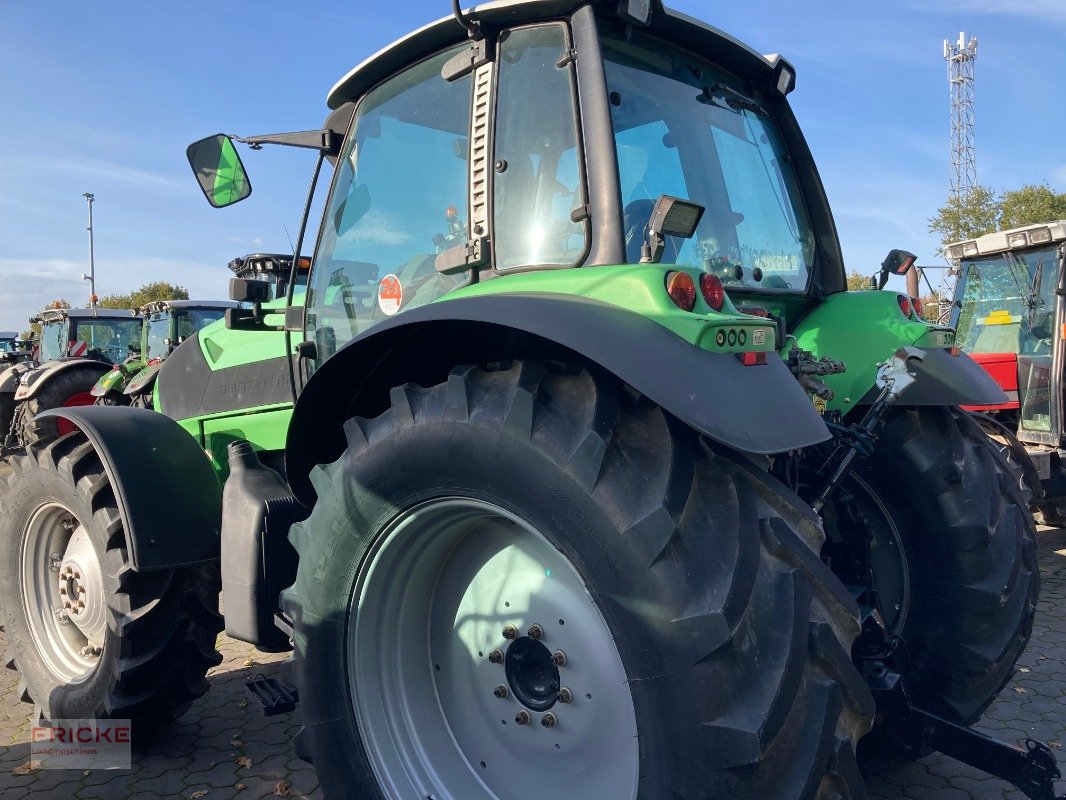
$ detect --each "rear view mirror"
[229,277,272,304]
[187,134,252,208]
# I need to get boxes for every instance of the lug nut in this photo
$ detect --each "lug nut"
[63,601,72,609]
[527,624,544,640]
[515,710,531,725]
[58,587,67,595]
[488,649,504,664]
[78,586,86,595]
[541,712,558,729]
[550,650,567,667]
[76,601,85,609]
[502,624,518,640]
[557,687,573,704]
[493,684,509,699]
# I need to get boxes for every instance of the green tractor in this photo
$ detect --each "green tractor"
[1,306,141,450]
[0,2,1054,797]
[91,299,236,408]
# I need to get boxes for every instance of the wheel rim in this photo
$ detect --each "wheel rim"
[849,476,911,634]
[349,498,639,800]
[20,503,105,682]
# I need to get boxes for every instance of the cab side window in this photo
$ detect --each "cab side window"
[493,24,587,271]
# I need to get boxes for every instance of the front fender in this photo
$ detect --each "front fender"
[125,360,161,396]
[15,359,111,401]
[0,362,32,393]
[37,405,222,571]
[792,291,1004,412]
[91,366,129,397]
[285,293,831,504]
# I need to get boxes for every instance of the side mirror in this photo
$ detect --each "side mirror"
[878,248,917,289]
[229,277,272,304]
[187,134,252,208]
[163,337,175,350]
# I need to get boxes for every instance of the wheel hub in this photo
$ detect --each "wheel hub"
[504,636,560,712]
[57,526,106,648]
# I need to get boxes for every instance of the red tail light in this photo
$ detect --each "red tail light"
[913,297,923,317]
[897,295,912,318]
[699,273,726,311]
[738,351,767,366]
[665,271,697,311]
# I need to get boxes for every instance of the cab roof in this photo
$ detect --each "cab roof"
[36,307,139,322]
[949,220,1066,258]
[327,0,781,109]
[139,299,238,314]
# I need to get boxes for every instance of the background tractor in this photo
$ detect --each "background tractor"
[92,298,235,408]
[0,2,1053,798]
[0,307,141,450]
[949,220,1066,522]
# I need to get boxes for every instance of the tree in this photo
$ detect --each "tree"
[929,183,1066,253]
[928,186,1000,253]
[846,269,871,292]
[99,282,189,310]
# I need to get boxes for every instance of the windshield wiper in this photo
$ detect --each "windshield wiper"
[698,83,766,115]
[1027,256,1045,330]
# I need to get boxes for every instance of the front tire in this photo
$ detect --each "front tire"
[0,432,223,727]
[284,362,874,800]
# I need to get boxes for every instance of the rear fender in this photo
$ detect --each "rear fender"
[285,293,832,504]
[15,359,111,401]
[37,405,222,571]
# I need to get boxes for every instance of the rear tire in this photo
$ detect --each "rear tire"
[0,432,223,728]
[856,407,1038,725]
[13,366,105,446]
[284,362,874,800]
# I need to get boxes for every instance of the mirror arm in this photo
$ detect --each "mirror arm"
[232,130,342,155]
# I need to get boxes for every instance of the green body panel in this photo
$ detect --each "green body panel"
[91,364,143,397]
[194,300,294,371]
[446,266,777,353]
[790,291,956,414]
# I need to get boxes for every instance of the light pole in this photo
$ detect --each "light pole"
[82,192,96,307]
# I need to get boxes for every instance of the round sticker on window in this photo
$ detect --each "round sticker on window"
[378,274,403,316]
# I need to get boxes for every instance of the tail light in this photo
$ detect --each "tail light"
[897,295,912,318]
[738,351,767,366]
[665,271,696,311]
[912,297,923,317]
[699,273,726,311]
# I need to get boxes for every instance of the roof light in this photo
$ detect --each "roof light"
[665,271,696,311]
[962,241,979,257]
[699,273,726,311]
[947,244,966,260]
[1007,231,1029,249]
[1030,227,1054,245]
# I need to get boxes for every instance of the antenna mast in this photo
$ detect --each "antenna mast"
[945,32,978,202]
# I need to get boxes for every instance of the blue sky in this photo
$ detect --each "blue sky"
[1,0,1063,327]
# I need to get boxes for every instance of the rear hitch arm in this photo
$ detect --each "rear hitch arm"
[862,638,1065,800]
[811,346,925,512]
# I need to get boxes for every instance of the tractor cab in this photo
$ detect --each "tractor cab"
[32,307,141,366]
[141,299,236,362]
[950,221,1064,446]
[0,332,18,354]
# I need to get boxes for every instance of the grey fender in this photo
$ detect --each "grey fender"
[856,347,1008,406]
[125,360,162,396]
[0,361,33,393]
[37,405,222,571]
[15,359,112,401]
[285,293,831,504]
